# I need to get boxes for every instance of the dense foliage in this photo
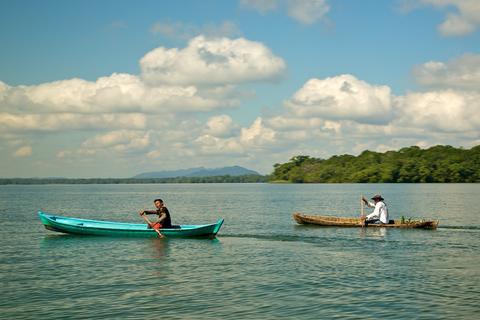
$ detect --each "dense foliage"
[269,145,480,183]
[0,175,267,185]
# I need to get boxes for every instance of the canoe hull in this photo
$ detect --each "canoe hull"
[39,211,224,238]
[293,213,438,229]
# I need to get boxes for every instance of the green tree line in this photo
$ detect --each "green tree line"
[269,145,480,183]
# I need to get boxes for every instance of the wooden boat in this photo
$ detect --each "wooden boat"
[38,211,224,238]
[293,212,439,229]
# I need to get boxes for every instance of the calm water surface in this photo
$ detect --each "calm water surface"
[0,184,479,319]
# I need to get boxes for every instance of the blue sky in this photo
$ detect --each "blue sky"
[0,0,479,177]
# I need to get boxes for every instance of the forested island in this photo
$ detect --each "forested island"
[1,145,478,184]
[270,145,479,183]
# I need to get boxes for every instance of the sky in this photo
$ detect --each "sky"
[0,0,479,178]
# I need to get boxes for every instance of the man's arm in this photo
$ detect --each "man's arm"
[153,212,166,224]
[366,202,381,219]
[142,210,157,215]
[362,197,375,208]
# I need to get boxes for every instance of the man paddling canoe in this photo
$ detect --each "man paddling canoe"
[139,198,172,238]
[362,194,389,225]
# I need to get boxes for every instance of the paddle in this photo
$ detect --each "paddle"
[139,210,165,239]
[360,195,366,227]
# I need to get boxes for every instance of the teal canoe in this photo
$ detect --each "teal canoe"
[38,211,224,238]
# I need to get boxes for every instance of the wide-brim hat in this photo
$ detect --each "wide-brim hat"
[371,194,384,201]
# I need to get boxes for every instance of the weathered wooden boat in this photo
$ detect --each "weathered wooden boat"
[38,211,224,238]
[293,212,439,229]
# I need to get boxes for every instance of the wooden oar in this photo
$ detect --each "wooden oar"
[360,195,366,228]
[140,211,164,238]
[361,195,364,217]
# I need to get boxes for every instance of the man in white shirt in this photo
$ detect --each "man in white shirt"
[362,194,389,225]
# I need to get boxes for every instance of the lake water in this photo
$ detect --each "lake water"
[0,183,479,319]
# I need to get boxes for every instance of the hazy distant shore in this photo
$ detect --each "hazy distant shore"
[0,175,268,185]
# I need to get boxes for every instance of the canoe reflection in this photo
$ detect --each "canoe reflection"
[360,227,387,238]
[150,237,168,259]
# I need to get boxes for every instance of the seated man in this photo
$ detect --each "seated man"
[140,198,172,229]
[362,194,389,225]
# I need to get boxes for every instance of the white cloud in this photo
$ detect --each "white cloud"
[287,0,330,25]
[2,42,479,177]
[394,90,480,133]
[439,12,476,36]
[286,74,393,124]
[412,53,480,89]
[204,115,238,137]
[229,68,479,167]
[276,72,479,139]
[0,74,234,115]
[240,117,277,145]
[140,36,286,86]
[13,146,32,158]
[0,36,286,135]
[0,113,146,132]
[150,21,241,40]
[402,0,480,36]
[81,130,151,153]
[267,115,325,130]
[32,65,480,174]
[195,117,278,156]
[195,135,244,155]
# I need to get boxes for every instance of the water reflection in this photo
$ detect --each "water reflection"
[40,234,101,250]
[39,234,161,254]
[360,227,387,238]
[150,238,168,259]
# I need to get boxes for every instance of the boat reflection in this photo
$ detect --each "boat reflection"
[359,227,387,238]
[150,237,168,259]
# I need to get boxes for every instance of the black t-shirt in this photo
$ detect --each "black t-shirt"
[157,207,172,228]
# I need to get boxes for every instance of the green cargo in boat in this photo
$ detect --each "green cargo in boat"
[293,212,438,229]
[38,211,224,238]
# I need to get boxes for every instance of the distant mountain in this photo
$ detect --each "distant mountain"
[133,166,260,179]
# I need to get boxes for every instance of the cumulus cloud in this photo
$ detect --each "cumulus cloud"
[195,117,278,156]
[203,115,239,137]
[150,21,241,40]
[13,146,32,158]
[401,0,480,36]
[2,38,478,176]
[280,72,479,137]
[0,74,234,115]
[195,135,244,156]
[240,117,277,145]
[234,65,480,165]
[412,53,480,89]
[140,36,286,86]
[0,112,146,132]
[266,115,325,130]
[394,90,480,133]
[81,130,151,153]
[0,36,285,136]
[285,75,393,124]
[241,0,330,24]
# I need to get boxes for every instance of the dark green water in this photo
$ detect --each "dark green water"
[1,184,479,319]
